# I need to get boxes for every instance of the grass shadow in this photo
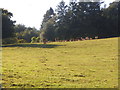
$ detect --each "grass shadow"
[2,43,64,48]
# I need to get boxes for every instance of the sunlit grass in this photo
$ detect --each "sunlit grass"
[2,37,118,88]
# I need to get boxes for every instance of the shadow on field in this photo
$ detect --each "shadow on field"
[2,44,64,48]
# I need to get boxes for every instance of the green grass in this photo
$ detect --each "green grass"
[2,37,118,88]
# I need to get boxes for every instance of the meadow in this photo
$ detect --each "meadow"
[2,37,118,88]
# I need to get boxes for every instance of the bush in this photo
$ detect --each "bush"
[2,38,18,44]
[17,39,26,43]
[31,37,36,43]
[36,37,40,43]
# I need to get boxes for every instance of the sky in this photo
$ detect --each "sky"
[0,0,115,30]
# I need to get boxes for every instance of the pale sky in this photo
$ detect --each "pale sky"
[0,0,115,30]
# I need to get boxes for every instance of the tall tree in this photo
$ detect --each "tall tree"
[55,0,102,39]
[40,0,119,41]
[2,9,16,39]
[55,0,68,40]
[40,7,55,41]
[98,2,119,38]
[69,1,102,38]
[14,24,26,33]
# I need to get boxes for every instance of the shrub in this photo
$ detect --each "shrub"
[31,37,36,43]
[2,38,17,44]
[17,39,26,43]
[36,37,40,43]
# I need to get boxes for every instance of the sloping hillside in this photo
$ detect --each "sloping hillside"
[2,37,118,88]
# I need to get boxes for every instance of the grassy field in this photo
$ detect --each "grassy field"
[2,37,118,88]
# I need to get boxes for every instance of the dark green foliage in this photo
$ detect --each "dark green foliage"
[98,2,119,38]
[64,1,102,39]
[55,0,68,40]
[2,37,17,44]
[17,39,26,43]
[40,0,119,41]
[15,25,40,43]
[2,8,40,44]
[2,9,16,39]
[1,9,17,44]
[14,24,26,33]
[40,7,56,41]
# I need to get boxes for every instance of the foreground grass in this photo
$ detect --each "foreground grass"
[2,37,118,88]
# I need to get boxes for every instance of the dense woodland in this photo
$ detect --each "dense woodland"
[1,0,119,44]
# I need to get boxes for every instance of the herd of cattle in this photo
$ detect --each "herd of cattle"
[43,36,99,44]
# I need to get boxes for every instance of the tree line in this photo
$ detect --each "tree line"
[1,9,40,44]
[40,0,119,42]
[1,0,119,44]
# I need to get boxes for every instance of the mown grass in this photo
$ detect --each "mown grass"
[2,37,118,88]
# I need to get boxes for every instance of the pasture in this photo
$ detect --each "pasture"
[2,37,118,88]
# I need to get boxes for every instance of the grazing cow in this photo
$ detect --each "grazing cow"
[43,39,47,44]
[95,36,98,39]
[90,38,92,40]
[81,37,85,41]
[85,37,89,40]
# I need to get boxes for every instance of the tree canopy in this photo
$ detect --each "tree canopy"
[40,1,119,41]
[1,0,119,44]
[2,8,16,39]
